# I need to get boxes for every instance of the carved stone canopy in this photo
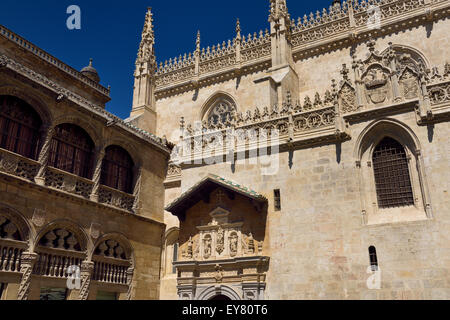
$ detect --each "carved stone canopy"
[165,174,267,221]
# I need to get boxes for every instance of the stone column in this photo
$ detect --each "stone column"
[126,267,135,300]
[34,126,55,186]
[17,252,38,300]
[90,147,106,202]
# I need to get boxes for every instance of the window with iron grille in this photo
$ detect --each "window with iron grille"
[100,145,134,194]
[274,189,281,211]
[369,246,378,272]
[372,137,414,209]
[0,95,42,160]
[48,124,95,179]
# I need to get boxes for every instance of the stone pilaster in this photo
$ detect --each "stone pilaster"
[126,267,135,300]
[78,261,94,300]
[17,252,38,300]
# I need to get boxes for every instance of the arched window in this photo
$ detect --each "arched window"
[92,238,132,286]
[372,137,414,209]
[163,228,179,277]
[368,246,378,271]
[204,95,237,126]
[100,146,134,194]
[48,124,94,179]
[0,95,42,159]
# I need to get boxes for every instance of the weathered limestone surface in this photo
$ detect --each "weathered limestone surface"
[152,1,450,300]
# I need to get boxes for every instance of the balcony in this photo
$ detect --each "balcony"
[92,255,130,285]
[0,148,39,182]
[0,148,136,213]
[33,246,86,279]
[44,166,94,199]
[0,238,28,273]
[98,185,135,212]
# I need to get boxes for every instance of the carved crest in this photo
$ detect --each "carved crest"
[363,66,390,104]
[400,68,419,100]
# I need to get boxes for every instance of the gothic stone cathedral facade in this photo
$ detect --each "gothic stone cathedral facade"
[1,0,450,301]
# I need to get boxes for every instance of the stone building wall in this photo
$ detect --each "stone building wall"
[0,24,171,300]
[154,0,450,300]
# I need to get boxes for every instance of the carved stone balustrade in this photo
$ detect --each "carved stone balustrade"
[33,246,86,279]
[44,167,94,199]
[0,148,40,182]
[92,255,131,285]
[0,147,139,213]
[98,185,135,212]
[0,239,28,273]
[175,104,339,164]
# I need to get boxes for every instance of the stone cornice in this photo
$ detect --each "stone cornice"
[152,0,450,97]
[0,24,111,98]
[173,256,270,269]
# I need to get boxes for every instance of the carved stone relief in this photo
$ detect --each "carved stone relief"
[363,66,390,105]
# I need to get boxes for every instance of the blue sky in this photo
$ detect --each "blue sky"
[0,0,334,119]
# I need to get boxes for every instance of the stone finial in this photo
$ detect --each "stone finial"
[269,0,290,22]
[341,63,350,81]
[236,18,241,39]
[196,30,201,52]
[332,0,341,7]
[136,7,156,66]
[81,58,100,83]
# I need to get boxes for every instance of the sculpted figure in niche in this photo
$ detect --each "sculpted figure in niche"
[230,233,238,257]
[247,233,255,254]
[186,237,193,259]
[204,235,212,259]
[216,227,224,255]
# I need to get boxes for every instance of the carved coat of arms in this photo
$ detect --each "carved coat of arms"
[364,67,389,104]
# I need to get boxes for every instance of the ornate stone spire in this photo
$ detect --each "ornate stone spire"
[196,30,201,53]
[267,0,298,112]
[131,7,158,134]
[236,18,241,40]
[268,0,290,22]
[136,7,156,67]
